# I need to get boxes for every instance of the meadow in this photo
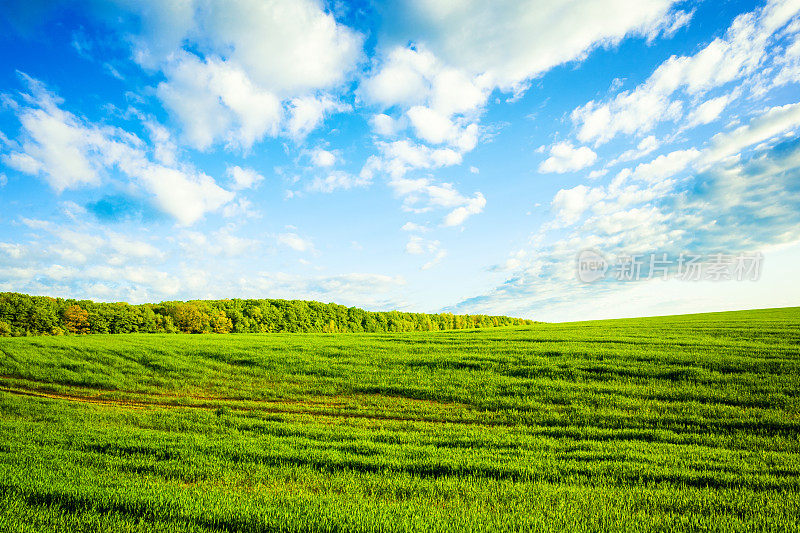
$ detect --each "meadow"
[0,307,799,532]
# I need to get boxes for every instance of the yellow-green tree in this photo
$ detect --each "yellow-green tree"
[64,305,90,334]
[211,311,232,334]
[174,303,207,333]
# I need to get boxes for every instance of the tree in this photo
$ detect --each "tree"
[211,311,233,334]
[64,305,90,334]
[174,303,208,333]
[0,292,533,336]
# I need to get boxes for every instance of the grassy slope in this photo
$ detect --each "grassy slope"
[0,307,798,532]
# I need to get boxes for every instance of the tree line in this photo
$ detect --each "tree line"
[0,292,535,336]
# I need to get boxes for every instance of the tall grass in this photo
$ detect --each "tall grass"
[0,307,798,531]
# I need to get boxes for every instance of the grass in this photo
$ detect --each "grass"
[0,307,798,532]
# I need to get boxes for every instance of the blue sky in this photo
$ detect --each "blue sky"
[1,0,799,321]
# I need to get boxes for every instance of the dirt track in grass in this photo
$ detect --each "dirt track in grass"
[0,381,490,426]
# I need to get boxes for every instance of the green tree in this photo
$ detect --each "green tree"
[174,303,208,333]
[211,311,233,334]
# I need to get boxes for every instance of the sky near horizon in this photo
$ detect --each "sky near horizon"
[1,0,799,321]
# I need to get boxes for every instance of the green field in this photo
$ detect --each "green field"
[1,307,799,532]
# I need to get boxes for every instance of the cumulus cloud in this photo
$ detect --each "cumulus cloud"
[625,148,701,184]
[686,94,735,127]
[401,222,428,232]
[106,232,163,260]
[456,98,800,320]
[307,170,370,193]
[2,76,233,225]
[385,0,688,92]
[552,185,606,225]
[370,113,401,137]
[2,77,102,191]
[405,235,438,255]
[157,53,282,150]
[572,0,800,145]
[443,193,486,227]
[606,135,660,167]
[356,140,485,224]
[248,271,406,310]
[309,148,337,167]
[703,101,800,164]
[102,0,364,149]
[387,174,486,226]
[361,46,484,152]
[277,232,314,252]
[538,142,597,173]
[227,166,264,190]
[286,96,350,140]
[405,235,446,270]
[358,0,691,224]
[365,140,463,179]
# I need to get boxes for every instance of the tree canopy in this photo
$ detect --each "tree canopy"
[0,292,535,336]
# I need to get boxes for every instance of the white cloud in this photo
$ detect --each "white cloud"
[571,86,682,146]
[360,0,690,195]
[248,271,406,309]
[458,94,800,320]
[3,153,43,177]
[106,0,363,149]
[0,242,25,260]
[214,227,258,256]
[157,53,282,150]
[552,184,606,225]
[2,79,102,191]
[145,121,178,166]
[703,101,800,164]
[625,148,701,184]
[360,46,439,109]
[307,170,370,193]
[222,198,260,219]
[227,165,264,190]
[309,148,337,167]
[405,235,447,270]
[119,159,233,226]
[277,232,314,252]
[388,174,486,226]
[607,135,660,167]
[572,0,800,145]
[360,45,485,162]
[370,113,401,136]
[407,105,456,145]
[538,142,597,173]
[443,193,486,227]
[686,94,735,127]
[199,0,362,95]
[588,169,608,180]
[286,96,350,140]
[106,232,163,260]
[422,250,447,270]
[364,140,463,180]
[388,0,687,92]
[401,222,428,232]
[3,76,233,225]
[405,235,438,255]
